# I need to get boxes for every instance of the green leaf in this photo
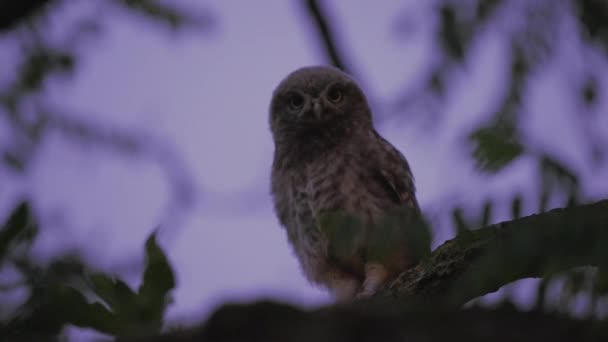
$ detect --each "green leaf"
[6,284,115,339]
[0,202,37,262]
[2,151,25,172]
[469,123,523,172]
[319,211,366,262]
[0,0,54,32]
[118,0,212,31]
[19,49,75,92]
[438,4,466,60]
[480,200,493,227]
[451,207,470,234]
[369,208,431,263]
[89,273,138,314]
[136,232,175,333]
[539,155,579,191]
[510,194,522,219]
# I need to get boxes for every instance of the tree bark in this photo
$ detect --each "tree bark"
[133,199,608,342]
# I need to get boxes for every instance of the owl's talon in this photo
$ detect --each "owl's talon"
[361,263,389,295]
[329,274,360,303]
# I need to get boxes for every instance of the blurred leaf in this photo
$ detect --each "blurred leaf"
[0,202,36,262]
[469,123,524,172]
[511,194,522,219]
[582,77,598,106]
[2,151,25,172]
[538,187,550,213]
[0,0,53,32]
[5,282,114,339]
[90,273,138,313]
[136,233,175,333]
[429,70,444,95]
[320,211,366,262]
[18,48,75,92]
[480,200,493,227]
[117,0,213,31]
[369,208,431,263]
[539,155,579,193]
[438,4,466,60]
[566,270,586,296]
[575,0,608,51]
[476,0,502,22]
[451,207,470,234]
[594,270,608,295]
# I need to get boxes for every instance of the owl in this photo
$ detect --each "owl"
[269,66,429,301]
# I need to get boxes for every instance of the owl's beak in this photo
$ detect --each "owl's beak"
[311,99,323,120]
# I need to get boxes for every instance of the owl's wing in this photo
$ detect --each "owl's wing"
[371,131,420,212]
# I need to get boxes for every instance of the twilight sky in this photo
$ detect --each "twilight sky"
[1,0,608,336]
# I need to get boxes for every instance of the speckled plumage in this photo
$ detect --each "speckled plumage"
[269,66,427,301]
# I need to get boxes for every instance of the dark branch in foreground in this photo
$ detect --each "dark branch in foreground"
[129,199,608,341]
[139,301,608,342]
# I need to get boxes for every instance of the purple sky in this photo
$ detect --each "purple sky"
[2,0,608,338]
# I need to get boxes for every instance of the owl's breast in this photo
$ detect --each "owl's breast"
[305,153,387,223]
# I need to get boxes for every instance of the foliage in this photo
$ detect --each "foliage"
[0,202,176,340]
[0,1,203,340]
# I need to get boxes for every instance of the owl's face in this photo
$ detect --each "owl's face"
[269,66,372,132]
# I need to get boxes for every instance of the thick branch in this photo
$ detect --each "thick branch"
[138,301,608,342]
[133,200,608,341]
[385,199,608,305]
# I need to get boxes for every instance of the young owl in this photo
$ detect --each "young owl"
[269,66,429,301]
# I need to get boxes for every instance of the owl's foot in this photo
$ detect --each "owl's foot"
[328,273,361,303]
[357,263,389,297]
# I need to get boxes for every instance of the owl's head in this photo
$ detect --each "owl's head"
[269,66,372,134]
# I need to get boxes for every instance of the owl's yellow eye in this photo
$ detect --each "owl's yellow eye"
[288,93,304,110]
[327,86,342,103]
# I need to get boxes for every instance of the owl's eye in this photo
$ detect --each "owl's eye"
[327,86,343,103]
[287,93,304,110]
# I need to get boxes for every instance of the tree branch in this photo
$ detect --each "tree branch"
[132,199,608,341]
[138,301,608,342]
[386,199,608,305]
[302,0,351,73]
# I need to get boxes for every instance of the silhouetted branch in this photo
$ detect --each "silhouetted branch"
[131,199,608,341]
[302,0,351,73]
[136,301,608,342]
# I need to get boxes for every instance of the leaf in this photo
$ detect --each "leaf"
[118,0,213,31]
[480,200,493,227]
[452,207,470,234]
[369,208,431,263]
[469,123,524,172]
[510,194,522,219]
[575,0,608,53]
[594,270,608,295]
[89,273,138,314]
[2,151,25,172]
[438,4,466,60]
[539,155,579,190]
[19,49,75,92]
[0,202,37,262]
[319,211,366,262]
[6,284,115,339]
[136,232,175,333]
[0,0,53,31]
[476,0,503,22]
